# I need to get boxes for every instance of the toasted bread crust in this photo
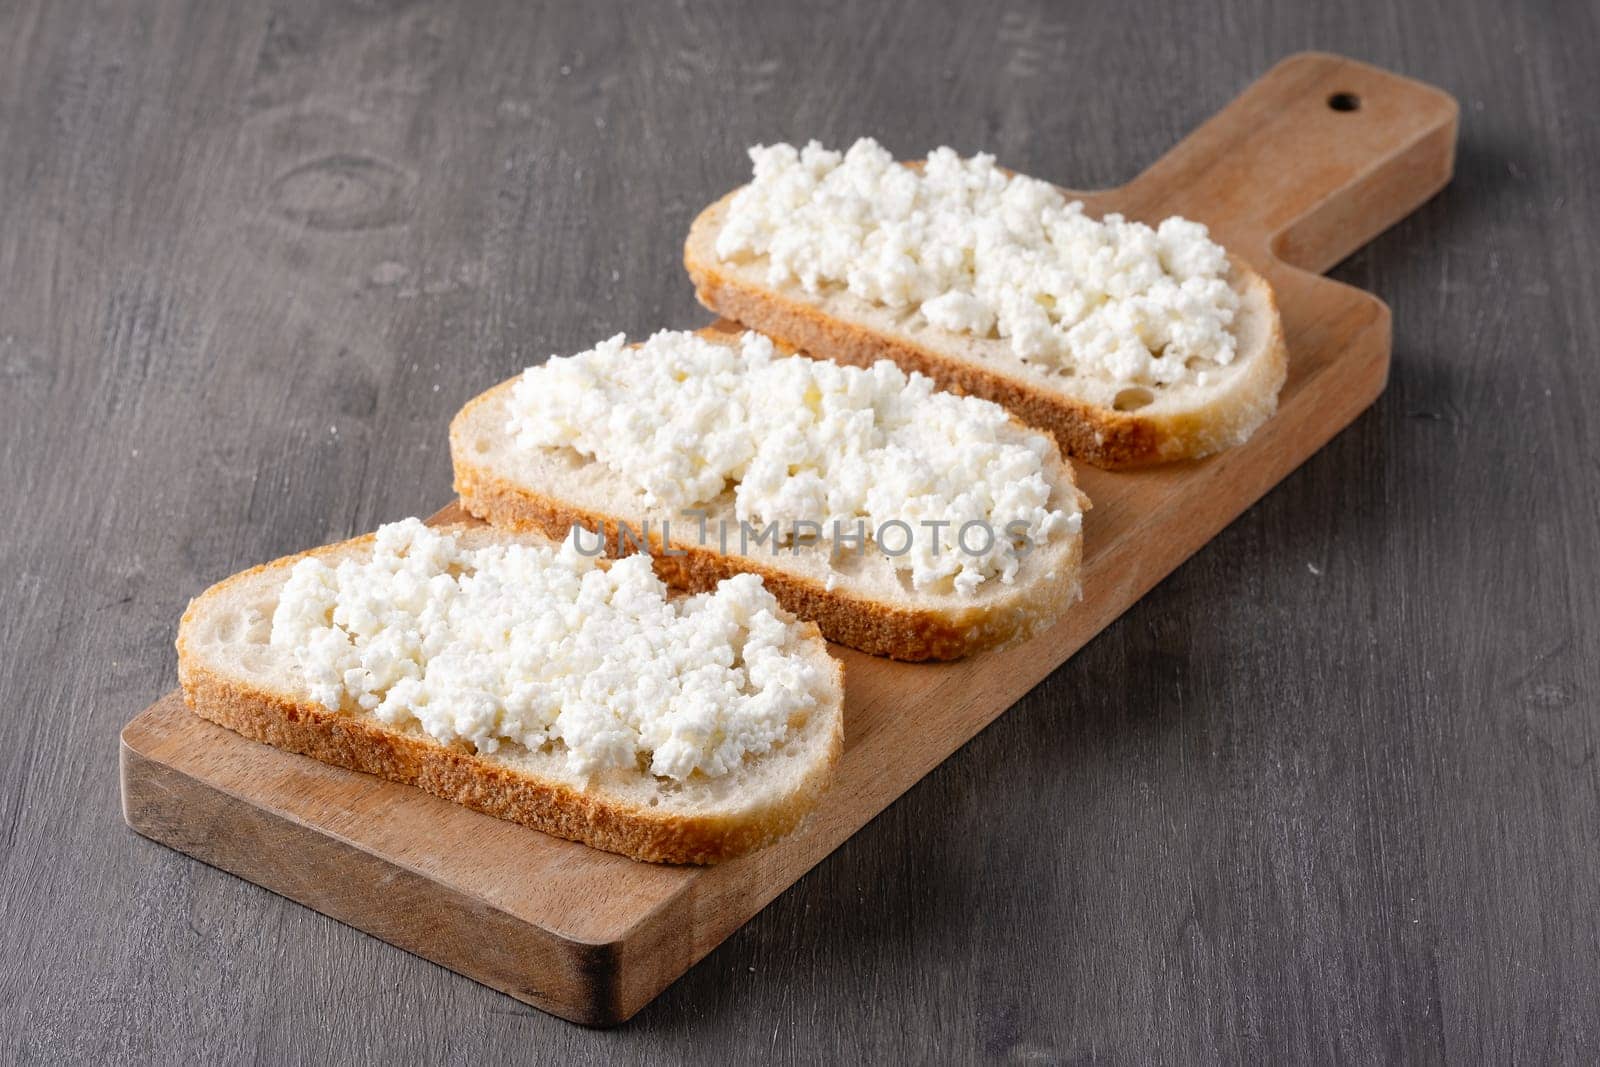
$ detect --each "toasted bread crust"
[450,377,1085,662]
[685,192,1289,468]
[176,532,844,865]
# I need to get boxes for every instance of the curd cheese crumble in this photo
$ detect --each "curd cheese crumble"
[714,138,1240,387]
[507,330,1079,596]
[269,519,825,781]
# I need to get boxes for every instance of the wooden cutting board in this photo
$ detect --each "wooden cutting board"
[120,53,1458,1026]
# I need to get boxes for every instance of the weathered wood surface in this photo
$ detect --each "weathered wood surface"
[6,1,1599,1060]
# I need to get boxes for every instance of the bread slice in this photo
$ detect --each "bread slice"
[176,523,844,865]
[450,328,1087,662]
[685,190,1289,469]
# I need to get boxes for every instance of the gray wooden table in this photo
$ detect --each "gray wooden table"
[3,0,1596,1061]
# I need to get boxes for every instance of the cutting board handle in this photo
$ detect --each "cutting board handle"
[1116,52,1459,275]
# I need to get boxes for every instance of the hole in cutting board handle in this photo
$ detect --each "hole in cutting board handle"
[1327,91,1361,112]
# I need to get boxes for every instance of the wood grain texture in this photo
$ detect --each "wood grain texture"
[5,0,1599,1061]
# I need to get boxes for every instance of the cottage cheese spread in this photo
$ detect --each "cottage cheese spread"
[714,138,1240,387]
[507,330,1079,595]
[269,519,825,780]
